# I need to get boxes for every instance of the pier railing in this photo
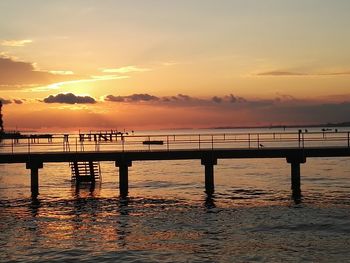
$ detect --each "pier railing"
[0,131,350,154]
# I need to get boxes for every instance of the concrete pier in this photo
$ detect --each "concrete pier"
[287,155,306,199]
[1,146,349,200]
[115,160,132,197]
[26,161,43,197]
[201,157,217,195]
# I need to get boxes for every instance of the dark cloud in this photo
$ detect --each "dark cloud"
[176,94,192,101]
[225,94,247,103]
[0,98,12,104]
[105,95,125,102]
[0,56,75,89]
[212,96,222,103]
[13,99,24,104]
[274,93,297,102]
[162,94,198,103]
[104,93,275,110]
[105,94,159,102]
[43,93,96,104]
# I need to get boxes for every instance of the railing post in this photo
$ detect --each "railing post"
[211,135,214,150]
[167,135,169,151]
[11,138,14,154]
[199,134,201,149]
[302,133,305,148]
[248,133,250,148]
[257,134,260,148]
[348,132,349,148]
[27,138,30,154]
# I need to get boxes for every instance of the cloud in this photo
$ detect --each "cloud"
[49,70,74,75]
[102,66,151,74]
[0,98,12,104]
[257,71,306,76]
[104,93,271,109]
[256,70,350,77]
[43,93,97,104]
[212,96,222,103]
[0,56,76,88]
[106,94,160,102]
[224,94,247,103]
[318,71,350,76]
[162,94,198,103]
[1,39,32,47]
[274,93,297,102]
[29,75,128,92]
[13,99,24,104]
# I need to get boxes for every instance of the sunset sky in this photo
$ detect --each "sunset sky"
[1,0,350,131]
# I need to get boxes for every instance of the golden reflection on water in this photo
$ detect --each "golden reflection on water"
[1,155,350,261]
[2,183,204,254]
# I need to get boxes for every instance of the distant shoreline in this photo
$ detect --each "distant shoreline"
[211,122,350,130]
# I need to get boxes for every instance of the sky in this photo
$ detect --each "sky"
[1,0,350,131]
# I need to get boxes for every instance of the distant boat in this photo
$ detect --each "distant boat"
[142,140,164,145]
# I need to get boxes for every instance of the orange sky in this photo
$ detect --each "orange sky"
[1,0,350,131]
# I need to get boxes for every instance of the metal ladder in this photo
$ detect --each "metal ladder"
[70,161,101,183]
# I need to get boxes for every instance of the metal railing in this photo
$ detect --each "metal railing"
[0,131,349,154]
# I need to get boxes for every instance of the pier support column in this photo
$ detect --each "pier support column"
[287,156,306,199]
[201,157,217,195]
[115,160,132,197]
[26,161,43,197]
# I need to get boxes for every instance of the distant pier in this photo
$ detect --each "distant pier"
[0,130,350,201]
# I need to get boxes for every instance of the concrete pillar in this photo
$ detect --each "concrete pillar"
[287,155,306,199]
[201,157,217,195]
[115,160,132,197]
[26,161,43,197]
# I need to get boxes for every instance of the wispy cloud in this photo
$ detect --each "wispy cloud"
[256,70,350,77]
[102,66,151,74]
[256,71,306,76]
[26,75,128,92]
[49,70,74,75]
[318,71,350,76]
[1,39,33,47]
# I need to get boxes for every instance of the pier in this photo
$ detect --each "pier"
[0,130,350,200]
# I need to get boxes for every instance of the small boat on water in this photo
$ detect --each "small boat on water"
[142,140,164,145]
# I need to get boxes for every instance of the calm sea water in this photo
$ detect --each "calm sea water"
[1,128,350,262]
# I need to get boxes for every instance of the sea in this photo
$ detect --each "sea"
[0,128,350,262]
